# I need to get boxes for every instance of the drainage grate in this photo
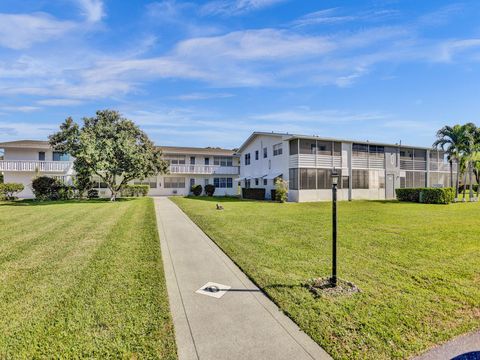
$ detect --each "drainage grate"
[196,282,231,299]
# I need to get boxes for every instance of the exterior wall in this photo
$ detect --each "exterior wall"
[4,147,53,161]
[239,134,289,199]
[290,189,349,202]
[3,172,36,198]
[147,174,239,197]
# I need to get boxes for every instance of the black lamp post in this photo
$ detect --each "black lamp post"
[331,168,339,287]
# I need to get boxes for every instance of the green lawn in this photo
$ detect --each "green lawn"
[172,196,480,360]
[0,198,177,359]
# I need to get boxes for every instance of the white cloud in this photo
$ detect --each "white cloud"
[175,92,234,100]
[75,0,105,22]
[201,0,286,16]
[292,8,356,27]
[0,105,41,112]
[36,98,83,106]
[0,13,75,49]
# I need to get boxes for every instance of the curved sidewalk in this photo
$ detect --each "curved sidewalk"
[154,197,331,360]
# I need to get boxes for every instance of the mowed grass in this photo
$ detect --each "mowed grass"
[171,196,480,360]
[0,198,177,359]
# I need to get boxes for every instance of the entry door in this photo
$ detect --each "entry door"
[386,174,395,199]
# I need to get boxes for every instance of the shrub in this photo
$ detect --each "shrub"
[58,185,76,200]
[396,187,455,204]
[121,184,149,197]
[205,184,216,196]
[275,178,288,203]
[87,189,99,199]
[191,184,202,196]
[31,176,62,200]
[242,188,266,200]
[0,183,24,200]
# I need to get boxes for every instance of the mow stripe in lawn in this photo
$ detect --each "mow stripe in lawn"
[0,198,177,359]
[172,196,480,360]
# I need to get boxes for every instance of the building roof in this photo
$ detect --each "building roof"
[157,145,237,156]
[0,140,51,149]
[237,131,434,153]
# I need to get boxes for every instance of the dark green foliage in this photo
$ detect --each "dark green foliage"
[49,110,168,201]
[204,184,215,196]
[87,189,99,199]
[31,177,75,200]
[121,184,149,197]
[395,187,455,204]
[0,173,4,183]
[242,188,266,200]
[191,184,202,196]
[0,183,24,200]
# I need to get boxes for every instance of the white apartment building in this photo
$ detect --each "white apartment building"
[238,132,456,202]
[0,140,239,198]
[0,132,455,201]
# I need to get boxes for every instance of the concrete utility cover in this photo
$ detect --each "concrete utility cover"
[196,282,231,299]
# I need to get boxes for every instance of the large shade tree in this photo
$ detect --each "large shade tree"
[49,110,168,201]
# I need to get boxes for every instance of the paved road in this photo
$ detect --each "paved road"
[154,197,331,360]
[414,331,480,360]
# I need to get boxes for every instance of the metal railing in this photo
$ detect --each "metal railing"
[0,160,72,172]
[169,164,239,175]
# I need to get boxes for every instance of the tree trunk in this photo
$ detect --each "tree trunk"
[462,171,467,202]
[468,162,474,201]
[110,191,117,201]
[455,162,460,200]
[449,160,453,188]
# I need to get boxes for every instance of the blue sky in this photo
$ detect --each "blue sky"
[0,0,480,148]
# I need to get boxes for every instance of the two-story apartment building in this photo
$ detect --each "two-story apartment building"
[237,132,456,202]
[0,140,239,198]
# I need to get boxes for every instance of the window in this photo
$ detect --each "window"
[369,145,385,158]
[342,176,349,189]
[289,139,298,155]
[300,139,317,154]
[352,144,368,158]
[214,177,233,188]
[273,143,283,156]
[263,147,267,158]
[352,169,369,189]
[368,170,385,189]
[205,157,210,165]
[255,150,259,160]
[190,178,195,188]
[38,152,45,161]
[167,156,186,165]
[164,177,186,188]
[317,169,331,189]
[263,179,267,186]
[134,177,158,188]
[400,149,414,160]
[414,149,427,161]
[245,179,251,188]
[333,142,342,156]
[53,152,70,161]
[289,168,298,190]
[204,178,210,186]
[300,169,317,189]
[316,141,332,156]
[255,178,259,186]
[190,156,195,165]
[244,153,251,165]
[92,176,108,189]
[214,156,233,166]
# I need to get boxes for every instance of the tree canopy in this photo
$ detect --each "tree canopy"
[49,110,168,200]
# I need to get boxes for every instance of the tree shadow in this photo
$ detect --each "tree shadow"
[0,198,139,207]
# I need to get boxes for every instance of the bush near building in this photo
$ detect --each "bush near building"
[0,183,24,200]
[396,187,455,204]
[191,184,202,196]
[204,184,215,196]
[121,184,149,197]
[31,176,75,201]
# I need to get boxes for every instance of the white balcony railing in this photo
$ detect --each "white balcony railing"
[0,160,73,173]
[169,164,239,175]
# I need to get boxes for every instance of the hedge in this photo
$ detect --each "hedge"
[191,184,202,196]
[205,184,215,196]
[395,187,455,204]
[0,183,24,200]
[121,184,149,197]
[242,188,266,200]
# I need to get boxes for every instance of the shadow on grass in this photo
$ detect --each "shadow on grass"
[0,198,139,207]
[173,195,268,204]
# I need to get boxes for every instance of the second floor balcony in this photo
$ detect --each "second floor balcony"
[169,164,239,175]
[0,160,73,173]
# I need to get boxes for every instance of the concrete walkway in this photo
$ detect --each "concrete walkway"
[154,197,331,360]
[413,331,480,360]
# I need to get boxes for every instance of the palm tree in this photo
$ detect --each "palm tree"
[463,123,477,201]
[433,124,469,199]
